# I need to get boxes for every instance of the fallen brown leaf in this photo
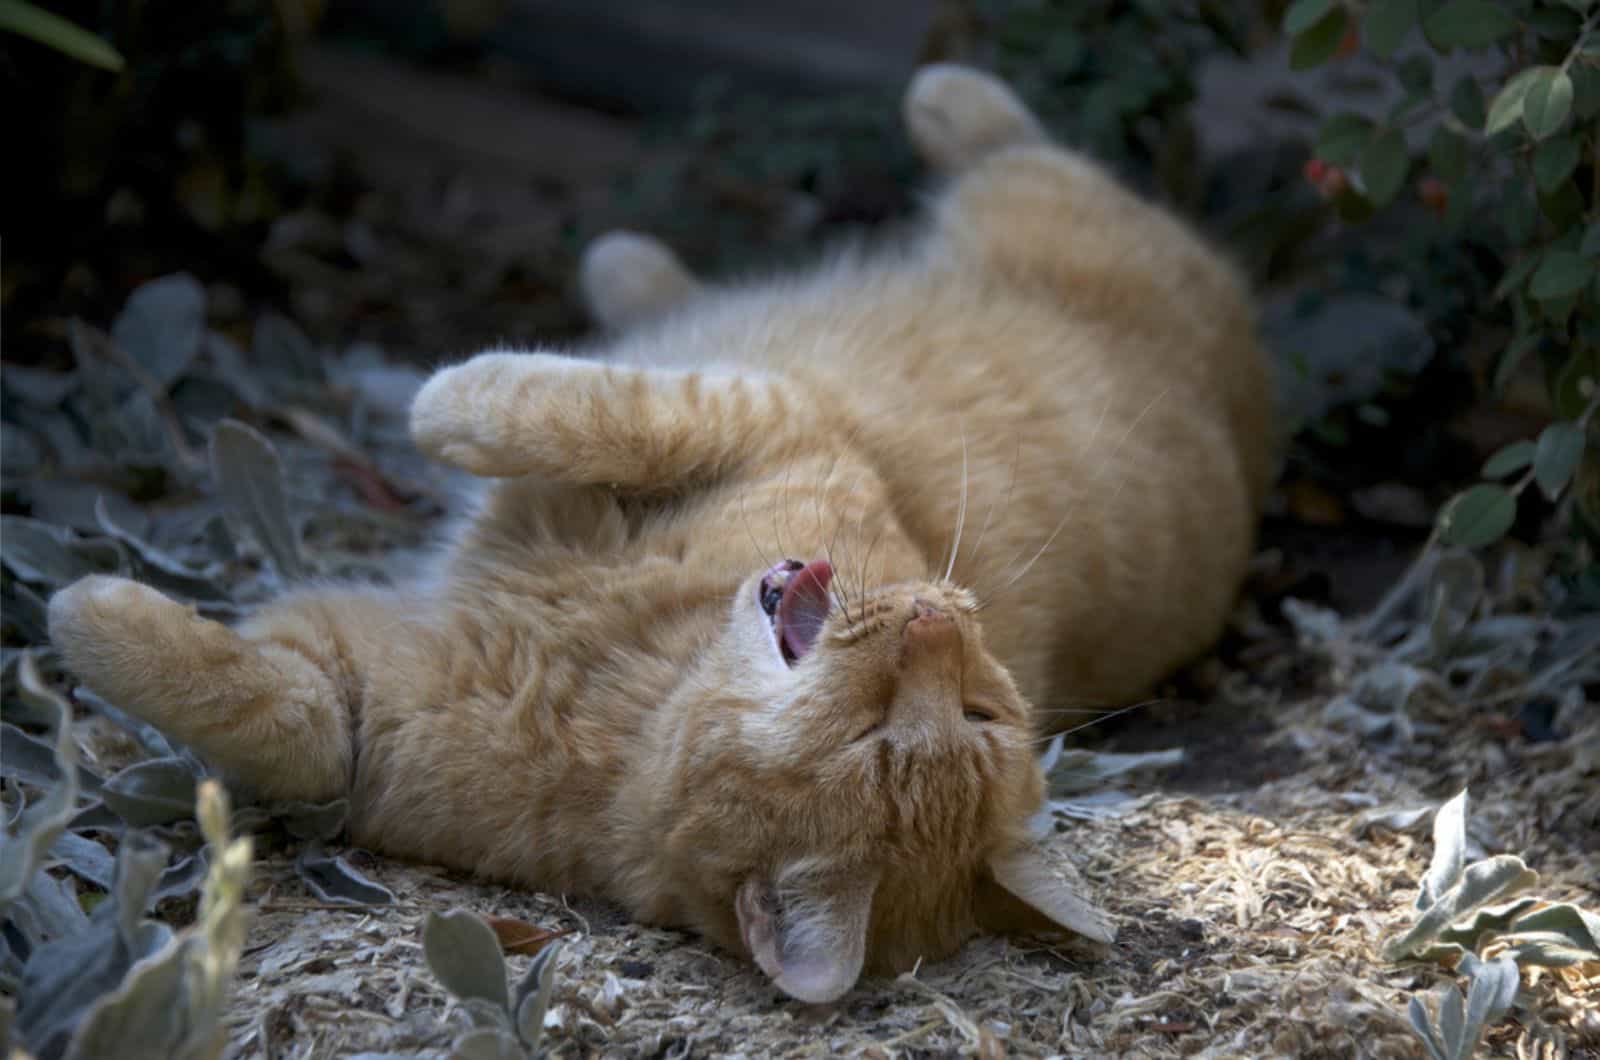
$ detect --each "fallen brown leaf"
[485,915,572,957]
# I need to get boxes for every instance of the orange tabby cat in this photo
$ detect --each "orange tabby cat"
[47,66,1274,1003]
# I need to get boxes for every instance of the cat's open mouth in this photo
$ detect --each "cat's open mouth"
[758,559,834,666]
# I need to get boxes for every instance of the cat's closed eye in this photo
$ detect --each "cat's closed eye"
[963,706,997,723]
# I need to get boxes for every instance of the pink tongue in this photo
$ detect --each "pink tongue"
[777,560,834,660]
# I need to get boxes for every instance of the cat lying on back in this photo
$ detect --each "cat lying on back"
[48,65,1274,1003]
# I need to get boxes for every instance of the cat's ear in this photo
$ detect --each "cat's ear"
[735,874,876,1004]
[978,843,1116,944]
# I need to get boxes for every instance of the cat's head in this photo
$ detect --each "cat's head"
[658,557,1112,1003]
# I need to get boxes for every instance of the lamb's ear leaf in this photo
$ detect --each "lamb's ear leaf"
[1420,788,1469,909]
[294,845,395,907]
[422,909,510,1011]
[980,843,1115,944]
[735,874,875,1004]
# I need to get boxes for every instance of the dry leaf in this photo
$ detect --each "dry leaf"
[484,916,571,957]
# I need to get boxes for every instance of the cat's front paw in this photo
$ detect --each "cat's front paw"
[904,64,1044,173]
[410,351,585,476]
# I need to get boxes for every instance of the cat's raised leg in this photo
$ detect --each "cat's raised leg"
[903,64,1045,174]
[47,575,381,802]
[580,230,701,330]
[410,351,835,486]
[911,65,1253,337]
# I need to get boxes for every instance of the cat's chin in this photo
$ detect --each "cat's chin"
[757,558,834,666]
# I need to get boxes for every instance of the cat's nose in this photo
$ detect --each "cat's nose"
[902,598,959,654]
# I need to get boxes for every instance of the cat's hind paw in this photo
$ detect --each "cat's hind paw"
[47,576,220,727]
[904,64,1045,173]
[580,230,700,331]
[49,575,185,663]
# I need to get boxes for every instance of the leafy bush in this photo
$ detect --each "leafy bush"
[1285,0,1600,556]
[984,0,1249,193]
[1384,789,1600,1059]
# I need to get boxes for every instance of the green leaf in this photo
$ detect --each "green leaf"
[0,657,81,917]
[1493,254,1540,300]
[1572,63,1600,120]
[452,1028,525,1060]
[1317,112,1375,165]
[209,420,307,583]
[1461,957,1520,1047]
[1481,440,1535,477]
[1500,903,1600,967]
[1493,333,1540,390]
[1527,5,1582,38]
[1422,0,1518,49]
[423,909,510,1011]
[1501,187,1538,245]
[100,758,198,827]
[1362,127,1409,206]
[1582,223,1600,257]
[1420,790,1468,909]
[294,847,395,906]
[1533,135,1580,193]
[0,517,123,586]
[1397,53,1434,96]
[1284,0,1336,35]
[1428,126,1468,184]
[1384,854,1540,959]
[513,941,562,1050]
[1439,484,1518,548]
[1424,551,1484,660]
[1450,75,1486,129]
[1486,67,1549,135]
[1553,348,1600,419]
[1435,897,1544,949]
[1364,0,1418,56]
[1290,7,1349,70]
[1408,995,1451,1060]
[0,0,124,71]
[1529,250,1594,300]
[110,273,206,392]
[1523,68,1573,137]
[251,313,325,385]
[60,935,187,1060]
[1533,421,1586,499]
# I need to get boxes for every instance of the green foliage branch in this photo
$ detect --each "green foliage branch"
[1286,0,1600,555]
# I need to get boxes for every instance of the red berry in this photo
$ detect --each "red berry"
[1336,25,1360,57]
[1310,165,1348,201]
[1418,177,1449,216]
[1304,158,1328,184]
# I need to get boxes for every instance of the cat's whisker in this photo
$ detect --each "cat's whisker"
[1037,698,1168,741]
[772,460,796,566]
[815,427,866,623]
[979,387,1168,610]
[857,521,890,613]
[848,472,877,624]
[736,487,783,584]
[826,464,872,626]
[1031,704,1136,718]
[973,400,1108,609]
[942,421,969,585]
[965,433,1021,597]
